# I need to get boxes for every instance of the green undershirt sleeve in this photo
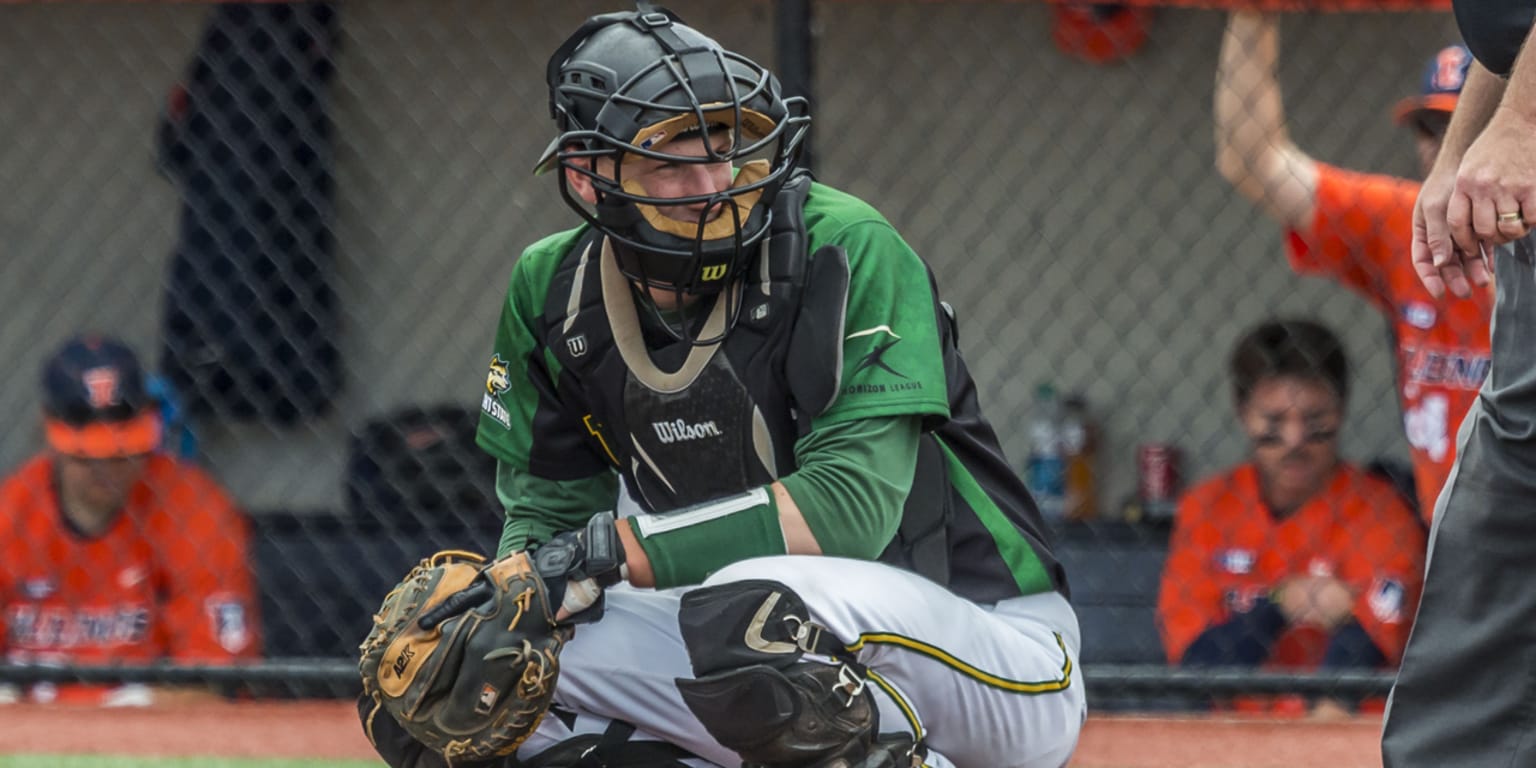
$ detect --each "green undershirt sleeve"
[495,460,619,557]
[778,414,920,559]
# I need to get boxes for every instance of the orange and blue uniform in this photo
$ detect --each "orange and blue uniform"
[1158,462,1425,669]
[0,453,259,704]
[1286,164,1493,520]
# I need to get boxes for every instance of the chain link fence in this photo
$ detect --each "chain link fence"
[1,0,1472,716]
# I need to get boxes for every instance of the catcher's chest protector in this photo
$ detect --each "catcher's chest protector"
[544,173,845,512]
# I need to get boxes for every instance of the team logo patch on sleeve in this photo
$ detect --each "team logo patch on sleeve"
[841,326,925,397]
[485,354,511,396]
[482,354,513,428]
[847,326,907,379]
[1369,578,1405,624]
[206,597,251,653]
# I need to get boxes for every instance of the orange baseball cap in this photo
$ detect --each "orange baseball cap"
[41,335,161,458]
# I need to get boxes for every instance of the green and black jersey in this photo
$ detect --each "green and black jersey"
[477,179,1066,602]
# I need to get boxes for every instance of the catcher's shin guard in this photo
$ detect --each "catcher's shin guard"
[678,662,878,767]
[825,735,924,768]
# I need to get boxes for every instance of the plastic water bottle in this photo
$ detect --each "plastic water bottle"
[1026,383,1067,521]
[1061,394,1099,521]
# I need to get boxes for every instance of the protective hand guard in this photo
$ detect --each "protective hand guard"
[359,550,571,766]
[534,510,626,623]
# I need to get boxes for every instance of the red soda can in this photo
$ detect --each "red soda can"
[1137,443,1182,517]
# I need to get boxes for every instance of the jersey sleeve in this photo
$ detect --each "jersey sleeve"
[1158,484,1232,664]
[155,466,260,662]
[777,414,921,560]
[1284,163,1421,312]
[494,460,618,556]
[811,219,950,429]
[1339,479,1427,665]
[476,236,613,482]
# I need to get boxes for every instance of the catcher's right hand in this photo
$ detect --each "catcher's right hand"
[359,550,569,766]
[415,511,624,631]
[532,510,626,623]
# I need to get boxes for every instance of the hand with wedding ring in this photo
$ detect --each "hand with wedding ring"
[1442,105,1536,275]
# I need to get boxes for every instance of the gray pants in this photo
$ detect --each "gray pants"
[1382,238,1536,767]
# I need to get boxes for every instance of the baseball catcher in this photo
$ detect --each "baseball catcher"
[358,549,569,766]
[360,5,1085,766]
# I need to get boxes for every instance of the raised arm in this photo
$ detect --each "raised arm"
[1214,10,1320,230]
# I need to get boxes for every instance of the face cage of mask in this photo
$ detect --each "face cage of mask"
[552,105,810,345]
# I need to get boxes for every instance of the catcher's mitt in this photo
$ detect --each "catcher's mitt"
[359,550,570,766]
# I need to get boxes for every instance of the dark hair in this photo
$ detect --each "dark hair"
[1229,319,1349,407]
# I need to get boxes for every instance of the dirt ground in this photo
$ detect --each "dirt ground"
[0,701,1385,767]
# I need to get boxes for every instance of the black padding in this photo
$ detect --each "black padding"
[1453,0,1536,76]
[678,580,809,676]
[676,664,801,752]
[785,245,850,426]
[675,664,875,767]
[878,433,952,587]
[518,719,697,767]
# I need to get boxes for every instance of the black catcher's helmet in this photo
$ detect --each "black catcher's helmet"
[537,7,811,342]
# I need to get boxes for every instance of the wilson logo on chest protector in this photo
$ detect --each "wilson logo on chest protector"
[651,418,723,444]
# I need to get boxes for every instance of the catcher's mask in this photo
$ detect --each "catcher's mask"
[536,6,811,345]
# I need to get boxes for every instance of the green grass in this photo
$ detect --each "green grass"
[0,758,380,768]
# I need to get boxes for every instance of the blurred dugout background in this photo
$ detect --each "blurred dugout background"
[0,1,1460,703]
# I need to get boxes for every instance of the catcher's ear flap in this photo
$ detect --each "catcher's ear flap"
[784,245,850,428]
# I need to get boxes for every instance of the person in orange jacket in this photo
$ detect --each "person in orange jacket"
[0,335,259,706]
[1157,319,1426,718]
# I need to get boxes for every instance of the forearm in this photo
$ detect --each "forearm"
[617,481,820,588]
[1499,20,1536,122]
[1215,11,1288,170]
[619,415,920,588]
[1437,61,1507,170]
[1213,11,1316,227]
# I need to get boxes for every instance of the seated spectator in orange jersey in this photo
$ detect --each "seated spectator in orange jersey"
[0,335,259,706]
[1157,319,1426,718]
